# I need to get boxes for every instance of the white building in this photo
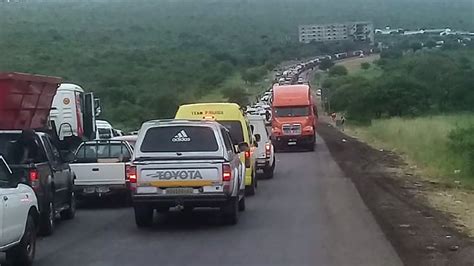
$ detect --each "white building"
[299,21,374,44]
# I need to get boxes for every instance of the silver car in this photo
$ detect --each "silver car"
[129,120,247,226]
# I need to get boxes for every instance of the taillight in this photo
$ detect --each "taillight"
[29,169,38,182]
[29,169,39,188]
[265,143,271,158]
[126,165,137,184]
[222,164,232,181]
[244,150,251,168]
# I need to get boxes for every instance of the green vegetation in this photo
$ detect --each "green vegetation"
[361,62,371,70]
[324,48,474,182]
[1,0,473,129]
[348,115,474,183]
[328,65,348,76]
[326,49,474,122]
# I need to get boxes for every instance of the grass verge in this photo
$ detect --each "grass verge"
[347,114,474,186]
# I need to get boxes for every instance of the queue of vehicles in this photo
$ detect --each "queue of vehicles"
[0,52,322,265]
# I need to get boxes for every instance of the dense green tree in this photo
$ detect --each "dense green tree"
[319,59,335,71]
[329,65,348,76]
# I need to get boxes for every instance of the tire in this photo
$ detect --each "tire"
[6,214,36,266]
[221,198,239,225]
[263,160,275,179]
[60,191,76,220]
[245,173,257,196]
[134,205,153,227]
[238,196,246,212]
[39,200,55,236]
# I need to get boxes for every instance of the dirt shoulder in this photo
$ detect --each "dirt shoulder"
[318,122,474,266]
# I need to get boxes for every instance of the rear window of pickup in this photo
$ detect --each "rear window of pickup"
[140,126,218,153]
[76,143,131,162]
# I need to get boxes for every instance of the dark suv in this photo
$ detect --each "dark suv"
[0,130,76,235]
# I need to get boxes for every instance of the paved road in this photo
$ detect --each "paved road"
[22,137,402,266]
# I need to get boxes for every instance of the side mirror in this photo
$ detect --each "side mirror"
[238,142,250,153]
[254,134,261,142]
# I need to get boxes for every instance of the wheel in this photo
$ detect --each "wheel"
[263,160,275,179]
[39,201,55,236]
[60,191,76,220]
[134,205,154,227]
[245,173,257,196]
[6,214,36,266]
[221,198,239,225]
[238,196,246,211]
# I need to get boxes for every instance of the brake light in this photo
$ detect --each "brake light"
[126,165,137,184]
[222,164,232,181]
[244,151,251,168]
[29,169,39,188]
[29,169,39,182]
[265,143,271,158]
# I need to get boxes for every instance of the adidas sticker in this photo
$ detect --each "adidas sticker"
[172,130,191,142]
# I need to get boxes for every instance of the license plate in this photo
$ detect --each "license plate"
[96,186,110,193]
[166,187,194,195]
[83,187,96,194]
[288,141,297,145]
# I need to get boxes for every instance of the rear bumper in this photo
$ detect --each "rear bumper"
[256,158,270,169]
[74,184,128,197]
[273,135,314,146]
[132,193,233,208]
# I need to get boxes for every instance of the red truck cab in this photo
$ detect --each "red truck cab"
[271,84,317,151]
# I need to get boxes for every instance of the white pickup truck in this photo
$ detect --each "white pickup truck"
[130,120,247,227]
[0,156,39,266]
[71,140,133,198]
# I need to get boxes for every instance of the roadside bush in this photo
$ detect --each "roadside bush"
[361,62,371,69]
[328,65,348,76]
[319,58,335,71]
[448,126,474,176]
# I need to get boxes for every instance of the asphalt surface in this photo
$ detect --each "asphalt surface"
[24,136,402,266]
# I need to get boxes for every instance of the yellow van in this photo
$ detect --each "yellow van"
[175,103,258,195]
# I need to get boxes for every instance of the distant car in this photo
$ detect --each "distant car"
[248,116,275,178]
[0,156,39,266]
[316,89,322,96]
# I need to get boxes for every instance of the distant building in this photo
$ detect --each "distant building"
[299,21,374,44]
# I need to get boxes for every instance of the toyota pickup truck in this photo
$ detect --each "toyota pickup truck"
[129,120,247,227]
[0,156,39,266]
[71,140,133,199]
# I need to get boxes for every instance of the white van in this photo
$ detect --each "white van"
[95,120,116,140]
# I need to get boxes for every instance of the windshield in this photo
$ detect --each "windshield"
[98,128,112,139]
[274,106,310,117]
[75,143,131,162]
[218,121,244,145]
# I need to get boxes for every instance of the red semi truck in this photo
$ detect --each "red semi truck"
[271,84,318,151]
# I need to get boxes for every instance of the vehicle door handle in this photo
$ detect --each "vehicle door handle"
[92,168,99,172]
[3,196,8,201]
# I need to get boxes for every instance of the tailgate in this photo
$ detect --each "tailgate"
[137,161,222,188]
[71,163,126,186]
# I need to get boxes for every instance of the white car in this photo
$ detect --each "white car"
[0,156,39,266]
[248,115,276,178]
